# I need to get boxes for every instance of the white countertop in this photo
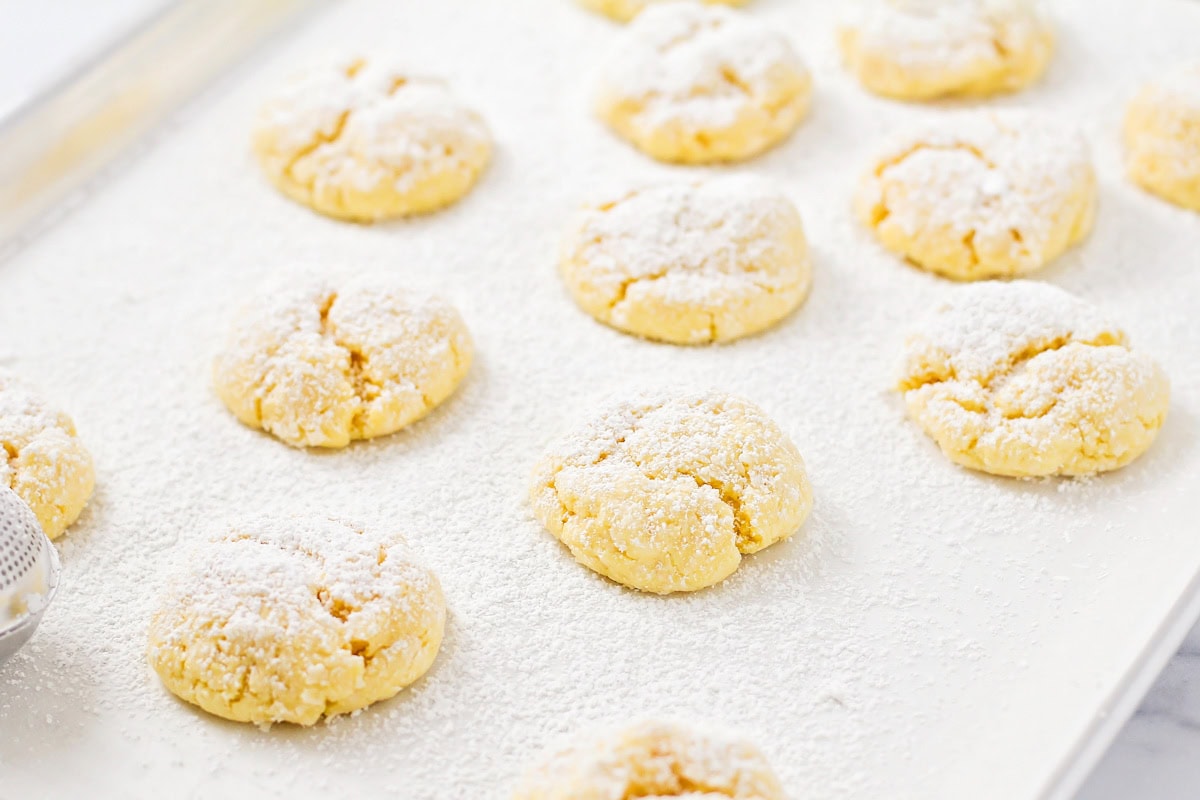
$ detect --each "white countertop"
[2,3,1198,798]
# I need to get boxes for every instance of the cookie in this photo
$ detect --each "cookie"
[213,270,472,448]
[578,0,748,23]
[594,3,811,163]
[253,55,491,222]
[514,720,785,799]
[839,0,1054,100]
[0,371,94,540]
[856,111,1095,280]
[560,176,811,344]
[898,281,1170,477]
[530,392,812,594]
[146,515,446,727]
[1125,62,1200,212]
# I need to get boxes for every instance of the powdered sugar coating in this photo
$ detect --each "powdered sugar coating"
[856,110,1096,280]
[899,281,1170,477]
[560,175,811,344]
[253,54,491,221]
[146,515,445,727]
[0,371,94,540]
[838,0,1054,99]
[513,720,784,799]
[530,392,812,594]
[594,3,811,163]
[2,1,1200,797]
[1125,61,1200,212]
[213,269,472,448]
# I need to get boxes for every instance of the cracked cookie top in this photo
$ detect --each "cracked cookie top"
[898,281,1170,477]
[529,391,812,594]
[213,270,472,448]
[514,719,785,799]
[146,515,445,727]
[578,0,749,23]
[838,0,1054,100]
[0,370,94,540]
[560,175,811,345]
[593,3,811,163]
[856,110,1095,280]
[252,54,491,222]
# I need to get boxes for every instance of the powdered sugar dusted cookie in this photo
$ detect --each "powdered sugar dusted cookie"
[147,515,445,726]
[514,719,785,799]
[839,0,1054,100]
[253,55,491,222]
[0,371,94,540]
[214,270,472,448]
[594,3,811,164]
[530,392,812,594]
[898,281,1169,478]
[560,175,811,344]
[579,0,749,23]
[856,110,1095,280]
[1125,62,1200,212]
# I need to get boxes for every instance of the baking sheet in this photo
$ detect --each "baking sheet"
[1,1,1199,798]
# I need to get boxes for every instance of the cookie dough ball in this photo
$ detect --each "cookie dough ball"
[856,111,1095,280]
[594,3,811,164]
[253,55,491,222]
[579,0,748,23]
[898,281,1169,477]
[1125,62,1200,212]
[560,176,811,345]
[838,0,1054,100]
[530,392,812,594]
[514,720,785,800]
[0,371,94,540]
[214,270,472,449]
[147,515,446,727]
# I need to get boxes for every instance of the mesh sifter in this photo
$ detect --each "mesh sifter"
[0,487,60,666]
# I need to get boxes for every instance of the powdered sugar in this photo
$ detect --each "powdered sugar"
[840,0,1051,73]
[559,174,810,342]
[0,0,1198,798]
[900,280,1123,383]
[594,3,809,130]
[858,110,1094,275]
[253,53,491,207]
[1153,61,1200,112]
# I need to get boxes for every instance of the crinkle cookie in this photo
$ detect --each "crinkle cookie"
[0,371,94,540]
[146,515,446,727]
[253,54,491,222]
[530,392,812,594]
[514,720,785,799]
[580,0,749,22]
[560,175,811,344]
[213,270,472,449]
[898,281,1169,478]
[1125,62,1200,212]
[838,0,1054,100]
[856,110,1095,280]
[594,3,811,164]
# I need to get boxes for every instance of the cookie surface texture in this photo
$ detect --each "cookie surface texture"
[530,392,812,594]
[214,270,472,448]
[253,55,491,221]
[146,515,446,726]
[898,280,1170,477]
[560,175,811,344]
